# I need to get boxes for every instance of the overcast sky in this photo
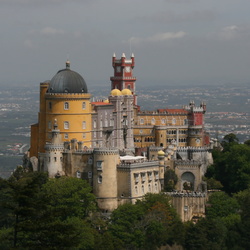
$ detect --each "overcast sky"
[1,0,250,88]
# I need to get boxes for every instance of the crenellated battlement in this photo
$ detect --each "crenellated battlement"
[93,148,119,155]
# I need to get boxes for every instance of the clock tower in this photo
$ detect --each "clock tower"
[110,53,137,105]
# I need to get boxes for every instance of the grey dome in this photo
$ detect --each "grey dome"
[48,61,88,93]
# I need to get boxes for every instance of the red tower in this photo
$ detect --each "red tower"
[110,53,137,104]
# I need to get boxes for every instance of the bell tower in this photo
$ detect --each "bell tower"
[110,53,137,105]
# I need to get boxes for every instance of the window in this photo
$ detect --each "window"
[88,171,92,178]
[98,175,102,184]
[94,131,96,138]
[64,121,69,129]
[49,102,52,110]
[93,120,97,128]
[96,161,103,170]
[148,184,151,192]
[54,157,57,162]
[64,102,69,110]
[82,102,86,110]
[161,118,165,124]
[48,121,52,129]
[82,121,86,129]
[104,118,108,127]
[76,171,81,178]
[172,118,176,124]
[64,133,68,139]
[151,118,155,124]
[142,185,145,194]
[155,183,158,192]
[135,186,138,195]
[82,133,86,139]
[140,118,144,125]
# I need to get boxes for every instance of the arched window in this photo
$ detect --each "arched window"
[64,102,69,110]
[98,175,102,184]
[140,118,144,125]
[82,102,86,110]
[64,121,69,129]
[172,118,176,124]
[82,121,86,129]
[93,120,97,128]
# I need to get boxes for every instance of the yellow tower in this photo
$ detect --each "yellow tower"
[30,61,92,157]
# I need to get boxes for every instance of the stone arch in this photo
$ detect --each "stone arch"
[181,172,195,191]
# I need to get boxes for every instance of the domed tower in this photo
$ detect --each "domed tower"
[109,88,134,151]
[31,61,92,157]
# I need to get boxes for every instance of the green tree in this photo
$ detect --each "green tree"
[208,144,250,194]
[206,192,240,222]
[164,169,178,191]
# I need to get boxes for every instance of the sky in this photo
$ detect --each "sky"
[1,0,250,88]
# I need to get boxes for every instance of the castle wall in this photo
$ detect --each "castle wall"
[169,192,207,222]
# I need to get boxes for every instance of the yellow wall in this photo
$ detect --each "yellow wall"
[45,93,92,147]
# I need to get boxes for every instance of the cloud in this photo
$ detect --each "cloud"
[130,31,186,45]
[40,27,65,36]
[218,25,244,40]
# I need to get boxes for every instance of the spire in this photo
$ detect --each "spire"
[66,60,70,69]
[131,53,134,58]
[122,52,126,58]
[113,52,116,57]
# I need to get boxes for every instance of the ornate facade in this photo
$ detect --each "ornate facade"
[28,54,213,221]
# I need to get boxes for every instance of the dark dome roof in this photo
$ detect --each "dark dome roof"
[48,61,88,93]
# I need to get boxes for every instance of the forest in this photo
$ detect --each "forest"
[0,133,250,249]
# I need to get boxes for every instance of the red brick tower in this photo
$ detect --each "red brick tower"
[110,53,137,105]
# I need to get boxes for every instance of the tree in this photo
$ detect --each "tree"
[206,192,240,223]
[164,169,178,191]
[109,193,184,249]
[207,144,250,194]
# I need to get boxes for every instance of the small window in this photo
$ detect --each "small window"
[64,102,69,110]
[93,120,97,129]
[96,161,103,170]
[142,185,144,194]
[155,183,158,192]
[148,184,151,192]
[82,102,86,110]
[135,186,138,195]
[140,118,144,125]
[172,118,176,124]
[54,157,57,162]
[98,175,102,184]
[82,121,86,129]
[151,118,155,124]
[88,171,92,179]
[76,171,81,179]
[64,133,68,139]
[82,133,86,139]
[49,102,52,110]
[64,121,69,129]
[48,121,52,129]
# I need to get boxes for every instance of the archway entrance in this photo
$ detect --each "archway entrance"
[181,172,195,191]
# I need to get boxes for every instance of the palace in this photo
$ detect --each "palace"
[28,53,213,221]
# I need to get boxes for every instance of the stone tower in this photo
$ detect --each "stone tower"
[44,119,64,178]
[92,148,120,211]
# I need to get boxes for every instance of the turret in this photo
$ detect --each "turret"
[44,119,64,178]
